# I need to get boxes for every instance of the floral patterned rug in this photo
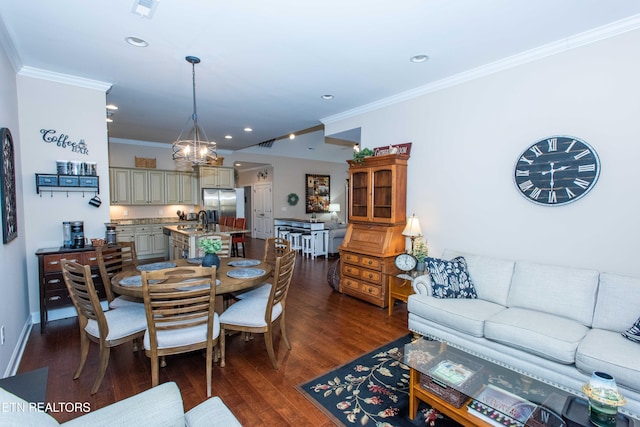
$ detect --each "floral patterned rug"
[298,334,461,427]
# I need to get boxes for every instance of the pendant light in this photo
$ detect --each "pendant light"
[172,55,217,165]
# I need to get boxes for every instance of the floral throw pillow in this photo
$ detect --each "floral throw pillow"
[622,317,640,343]
[426,256,478,299]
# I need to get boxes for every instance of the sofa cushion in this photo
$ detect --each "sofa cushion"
[407,295,506,337]
[484,307,589,364]
[506,261,599,326]
[0,387,59,426]
[426,256,477,299]
[592,272,640,332]
[577,328,640,391]
[623,317,640,343]
[442,249,514,306]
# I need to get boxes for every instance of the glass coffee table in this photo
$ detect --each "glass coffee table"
[401,337,636,427]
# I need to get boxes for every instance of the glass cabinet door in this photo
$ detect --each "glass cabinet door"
[350,170,370,221]
[372,167,393,221]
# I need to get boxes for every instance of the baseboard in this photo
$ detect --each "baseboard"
[3,317,33,378]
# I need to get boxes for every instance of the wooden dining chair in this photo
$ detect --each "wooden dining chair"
[141,266,219,397]
[61,259,147,394]
[231,218,246,257]
[219,250,296,369]
[96,242,142,309]
[235,237,291,300]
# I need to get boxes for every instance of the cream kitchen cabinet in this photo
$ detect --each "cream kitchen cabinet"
[165,171,195,204]
[109,168,132,205]
[198,166,235,189]
[131,169,166,205]
[116,224,168,259]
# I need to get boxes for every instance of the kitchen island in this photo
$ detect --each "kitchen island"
[164,224,249,260]
[273,218,329,258]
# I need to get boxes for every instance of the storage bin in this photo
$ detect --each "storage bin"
[58,176,79,186]
[37,175,58,187]
[78,176,98,187]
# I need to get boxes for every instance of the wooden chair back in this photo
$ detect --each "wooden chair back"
[61,259,105,333]
[263,237,291,273]
[266,250,297,316]
[96,242,139,303]
[141,265,218,396]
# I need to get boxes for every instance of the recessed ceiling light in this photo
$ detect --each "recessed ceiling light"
[321,94,334,100]
[106,104,118,110]
[410,54,429,63]
[244,127,253,132]
[289,134,296,140]
[125,36,149,47]
[106,118,113,123]
[224,135,232,139]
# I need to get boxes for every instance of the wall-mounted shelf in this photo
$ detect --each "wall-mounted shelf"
[35,173,99,197]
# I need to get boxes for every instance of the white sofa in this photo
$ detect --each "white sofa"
[407,249,640,419]
[325,222,347,255]
[0,381,242,426]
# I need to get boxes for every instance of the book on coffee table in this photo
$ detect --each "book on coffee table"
[467,384,537,427]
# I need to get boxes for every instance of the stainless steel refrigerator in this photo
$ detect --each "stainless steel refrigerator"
[202,189,237,223]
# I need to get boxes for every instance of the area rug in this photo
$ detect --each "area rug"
[297,334,461,427]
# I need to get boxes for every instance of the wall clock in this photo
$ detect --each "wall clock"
[514,135,600,206]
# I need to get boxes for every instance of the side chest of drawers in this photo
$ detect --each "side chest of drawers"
[340,250,394,308]
[36,249,106,331]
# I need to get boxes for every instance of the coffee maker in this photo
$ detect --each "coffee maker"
[70,221,84,248]
[105,222,117,244]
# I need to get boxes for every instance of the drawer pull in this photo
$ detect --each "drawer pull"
[88,257,97,261]
[48,296,61,301]
[48,279,61,284]
[367,260,373,265]
[48,261,59,265]
[368,273,373,279]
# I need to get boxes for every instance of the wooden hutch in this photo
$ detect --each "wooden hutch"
[338,153,409,307]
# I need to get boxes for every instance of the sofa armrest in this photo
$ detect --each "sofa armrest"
[186,396,242,427]
[63,382,185,426]
[412,274,432,295]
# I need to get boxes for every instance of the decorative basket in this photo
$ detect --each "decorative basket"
[207,156,224,166]
[135,157,156,168]
[419,351,485,408]
[91,238,105,247]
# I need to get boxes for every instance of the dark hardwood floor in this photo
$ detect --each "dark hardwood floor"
[19,238,410,425]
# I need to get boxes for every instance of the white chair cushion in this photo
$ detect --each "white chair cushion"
[84,305,147,341]
[235,283,271,300]
[576,329,640,391]
[507,261,599,326]
[407,295,506,337]
[108,295,143,309]
[485,307,589,364]
[219,298,283,327]
[143,314,220,350]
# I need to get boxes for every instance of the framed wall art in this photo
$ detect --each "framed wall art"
[1,127,17,243]
[305,174,330,214]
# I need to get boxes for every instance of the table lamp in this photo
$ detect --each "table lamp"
[402,214,422,253]
[328,203,341,222]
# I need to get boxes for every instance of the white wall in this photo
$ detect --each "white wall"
[17,74,111,320]
[0,27,29,376]
[325,28,640,276]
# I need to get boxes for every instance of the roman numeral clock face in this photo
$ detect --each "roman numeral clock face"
[514,136,600,206]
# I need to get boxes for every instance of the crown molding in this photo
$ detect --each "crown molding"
[18,66,111,92]
[322,14,640,125]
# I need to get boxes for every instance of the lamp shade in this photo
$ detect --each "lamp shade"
[328,203,341,213]
[402,214,422,237]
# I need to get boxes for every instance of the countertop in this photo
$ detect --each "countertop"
[164,224,250,237]
[110,217,196,225]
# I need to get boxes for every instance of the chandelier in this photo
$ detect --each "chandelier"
[172,55,217,165]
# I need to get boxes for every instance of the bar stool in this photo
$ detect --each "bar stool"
[278,228,290,242]
[301,233,314,258]
[288,232,302,252]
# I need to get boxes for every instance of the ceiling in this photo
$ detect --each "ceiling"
[1,1,640,152]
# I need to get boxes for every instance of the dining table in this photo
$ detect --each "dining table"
[110,257,272,299]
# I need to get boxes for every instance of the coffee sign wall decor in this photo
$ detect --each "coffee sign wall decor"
[40,128,89,155]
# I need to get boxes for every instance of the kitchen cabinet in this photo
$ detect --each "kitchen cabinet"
[198,166,235,189]
[165,171,195,204]
[131,169,166,205]
[36,247,106,331]
[109,168,131,204]
[116,224,167,259]
[134,225,167,257]
[347,154,408,225]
